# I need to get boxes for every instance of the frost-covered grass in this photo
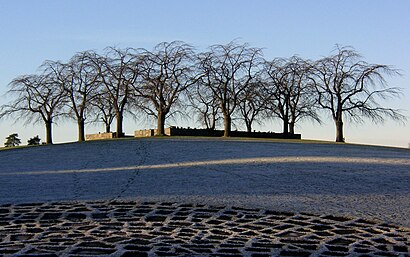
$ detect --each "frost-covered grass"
[0,137,409,226]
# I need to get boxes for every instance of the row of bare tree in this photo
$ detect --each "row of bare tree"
[0,41,405,144]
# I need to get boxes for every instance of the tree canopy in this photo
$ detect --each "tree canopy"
[312,46,405,142]
[0,42,405,144]
[5,133,21,147]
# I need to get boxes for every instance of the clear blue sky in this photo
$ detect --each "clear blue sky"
[1,0,409,147]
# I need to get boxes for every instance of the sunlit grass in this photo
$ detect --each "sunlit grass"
[0,135,407,151]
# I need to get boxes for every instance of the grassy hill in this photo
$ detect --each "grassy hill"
[0,137,409,226]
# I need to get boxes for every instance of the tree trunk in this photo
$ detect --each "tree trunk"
[204,115,210,130]
[210,117,216,130]
[156,110,166,136]
[77,119,85,142]
[335,104,344,142]
[116,112,123,138]
[283,116,289,135]
[45,121,53,144]
[246,121,252,133]
[283,97,290,136]
[289,122,295,135]
[105,123,110,133]
[223,113,231,137]
[335,119,344,142]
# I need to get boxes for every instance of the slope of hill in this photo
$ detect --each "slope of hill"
[0,138,409,226]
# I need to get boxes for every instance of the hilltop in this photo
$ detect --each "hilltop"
[0,137,409,227]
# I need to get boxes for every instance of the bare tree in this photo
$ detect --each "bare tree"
[198,41,262,137]
[135,41,197,135]
[312,46,405,142]
[264,56,321,135]
[188,83,221,130]
[1,71,66,144]
[285,57,321,134]
[63,51,100,141]
[90,87,116,133]
[93,47,141,138]
[237,81,267,133]
[263,58,292,134]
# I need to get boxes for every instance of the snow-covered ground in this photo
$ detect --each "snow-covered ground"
[0,138,409,227]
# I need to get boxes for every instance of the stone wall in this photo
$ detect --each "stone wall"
[135,129,156,137]
[85,132,116,141]
[135,128,173,137]
[134,127,301,139]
